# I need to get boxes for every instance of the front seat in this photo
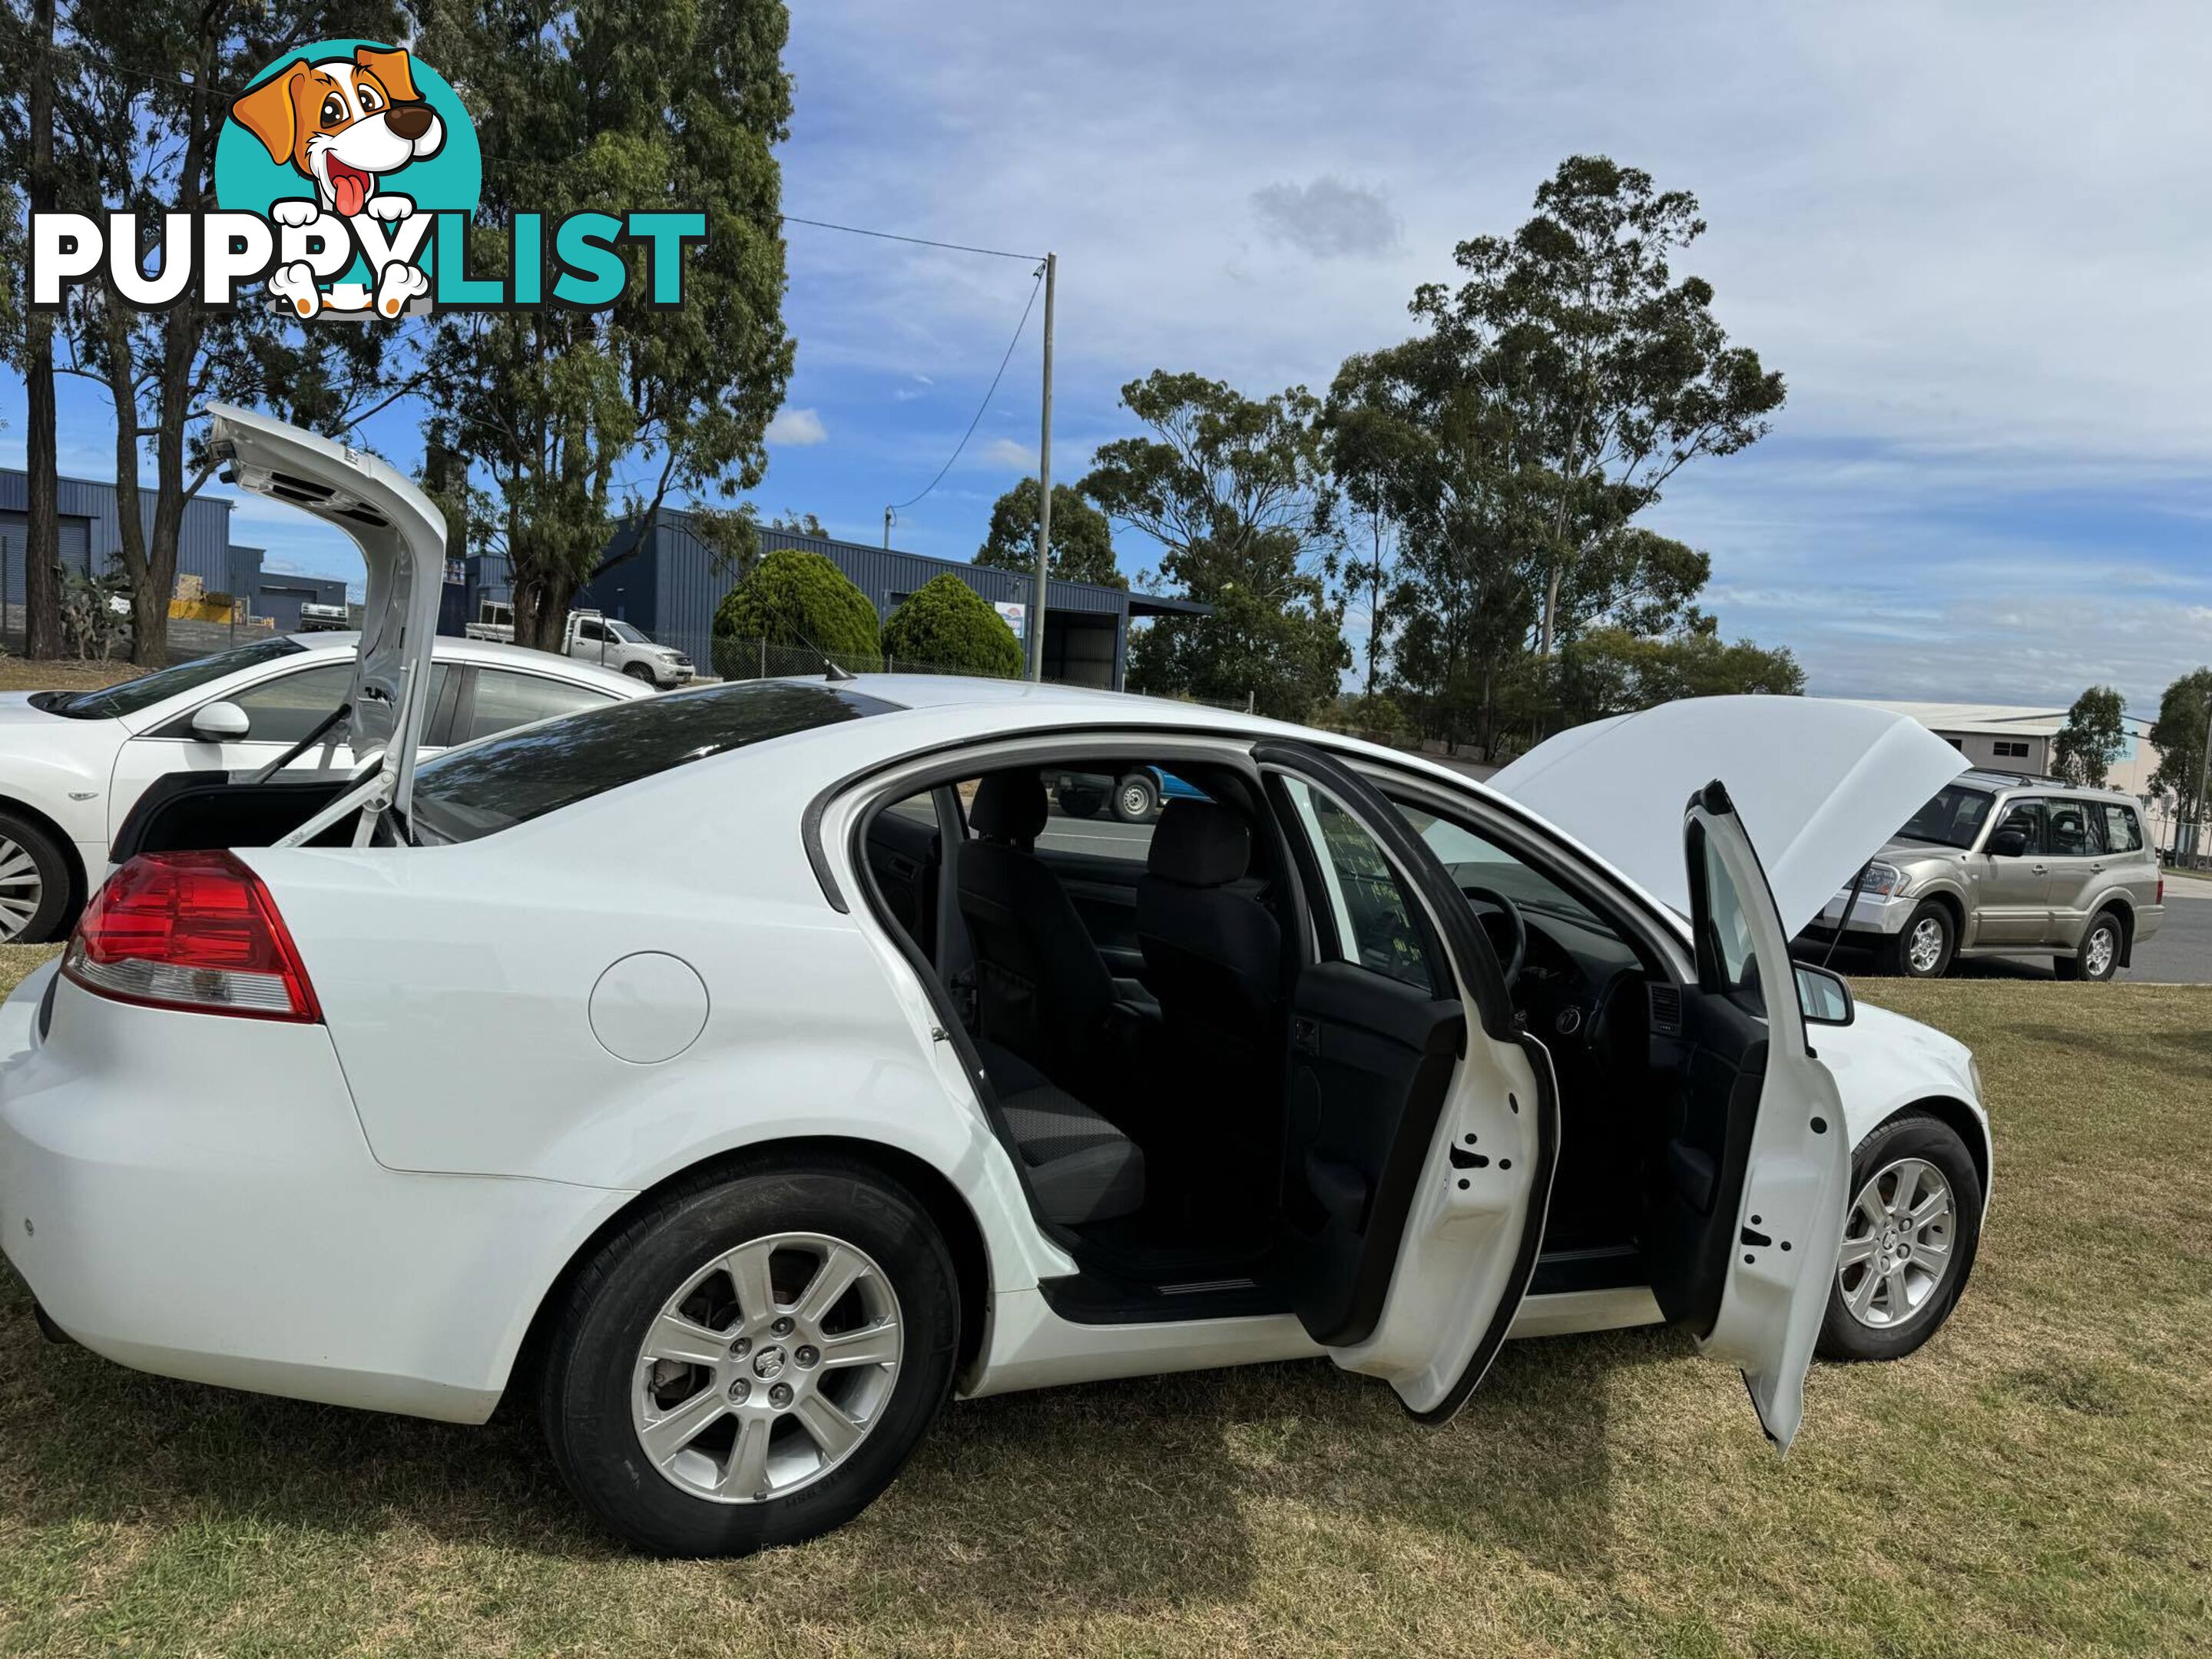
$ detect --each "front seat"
[955,770,1121,1093]
[1137,800,1282,1075]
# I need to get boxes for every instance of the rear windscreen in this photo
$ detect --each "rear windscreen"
[409,680,902,843]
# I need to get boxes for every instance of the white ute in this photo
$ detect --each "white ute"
[0,412,1992,1558]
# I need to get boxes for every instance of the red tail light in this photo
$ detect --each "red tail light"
[62,851,321,1022]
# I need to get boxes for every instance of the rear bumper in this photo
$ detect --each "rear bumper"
[0,962,626,1423]
[2131,902,2164,945]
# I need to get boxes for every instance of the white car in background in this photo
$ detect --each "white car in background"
[0,631,648,942]
[0,408,1992,1559]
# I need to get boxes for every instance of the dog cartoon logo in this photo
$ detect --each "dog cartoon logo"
[28,43,694,320]
[230,46,446,224]
[216,39,479,319]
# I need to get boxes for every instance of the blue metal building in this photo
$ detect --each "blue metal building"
[1,467,235,598]
[459,509,1204,691]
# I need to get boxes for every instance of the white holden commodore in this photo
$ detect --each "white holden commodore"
[0,409,1992,1558]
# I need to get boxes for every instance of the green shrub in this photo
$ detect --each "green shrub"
[1310,691,1409,745]
[880,573,1024,677]
[713,548,881,666]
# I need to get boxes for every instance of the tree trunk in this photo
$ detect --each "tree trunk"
[22,0,63,660]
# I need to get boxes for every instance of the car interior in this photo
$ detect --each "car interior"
[856,749,1772,1336]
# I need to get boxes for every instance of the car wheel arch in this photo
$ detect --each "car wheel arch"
[1920,886,1966,938]
[1870,1096,1990,1218]
[0,792,91,930]
[2091,899,2133,965]
[496,1134,992,1415]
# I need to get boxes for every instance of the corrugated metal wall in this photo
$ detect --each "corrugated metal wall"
[0,468,233,590]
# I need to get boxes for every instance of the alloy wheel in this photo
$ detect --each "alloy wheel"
[1906,916,1945,975]
[631,1231,903,1505]
[1837,1157,1955,1328]
[0,836,44,942]
[2083,922,2116,979]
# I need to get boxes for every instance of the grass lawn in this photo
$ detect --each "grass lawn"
[0,951,2206,1657]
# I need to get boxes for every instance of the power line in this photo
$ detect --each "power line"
[780,215,1043,263]
[887,266,1045,514]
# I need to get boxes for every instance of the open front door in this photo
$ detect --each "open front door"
[1254,740,1558,1423]
[1655,780,1852,1450]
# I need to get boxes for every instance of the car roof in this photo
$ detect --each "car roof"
[283,631,644,695]
[823,672,1292,731]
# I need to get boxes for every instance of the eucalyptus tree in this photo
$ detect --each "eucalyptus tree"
[419,0,795,648]
[1082,370,1347,717]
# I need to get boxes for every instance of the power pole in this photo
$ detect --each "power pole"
[1028,252,1057,682]
[882,506,893,550]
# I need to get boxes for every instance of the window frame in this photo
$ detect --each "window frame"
[449,665,622,747]
[1988,796,2048,856]
[147,658,356,744]
[1274,773,1446,997]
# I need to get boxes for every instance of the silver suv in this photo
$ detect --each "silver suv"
[1800,770,2164,980]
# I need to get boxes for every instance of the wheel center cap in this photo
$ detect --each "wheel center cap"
[751,1345,788,1380]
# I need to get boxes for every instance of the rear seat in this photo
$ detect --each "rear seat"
[978,1042,1145,1226]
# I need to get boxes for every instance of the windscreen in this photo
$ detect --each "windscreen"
[1894,783,1995,850]
[409,680,902,843]
[35,637,306,719]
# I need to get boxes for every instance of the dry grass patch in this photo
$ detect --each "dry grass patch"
[0,954,2206,1655]
[0,661,141,696]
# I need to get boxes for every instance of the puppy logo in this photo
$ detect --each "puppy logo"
[230,47,446,224]
[217,39,478,319]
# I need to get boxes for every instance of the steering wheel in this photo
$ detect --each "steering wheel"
[1457,885,1527,990]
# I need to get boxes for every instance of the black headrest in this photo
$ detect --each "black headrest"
[1147,800,1250,887]
[970,770,1048,845]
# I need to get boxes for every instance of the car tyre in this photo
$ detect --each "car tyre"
[0,810,77,945]
[1114,772,1160,823]
[1055,783,1105,820]
[2053,908,2123,982]
[1816,1113,1982,1363]
[623,662,658,684]
[1885,900,1955,979]
[538,1155,960,1558]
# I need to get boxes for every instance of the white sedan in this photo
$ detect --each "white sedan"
[0,409,1991,1558]
[0,631,647,942]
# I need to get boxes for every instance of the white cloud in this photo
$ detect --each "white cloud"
[979,436,1038,470]
[767,407,829,446]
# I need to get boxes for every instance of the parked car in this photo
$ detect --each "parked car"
[0,631,648,942]
[1795,770,2164,980]
[467,608,694,689]
[1045,763,1207,823]
[0,408,1991,1559]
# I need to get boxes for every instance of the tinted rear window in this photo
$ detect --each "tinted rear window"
[409,680,902,843]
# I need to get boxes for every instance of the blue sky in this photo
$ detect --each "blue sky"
[7,0,2210,713]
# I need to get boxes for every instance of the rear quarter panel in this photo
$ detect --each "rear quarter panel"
[241,717,1071,1297]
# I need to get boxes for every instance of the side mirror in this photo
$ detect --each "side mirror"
[1795,962,1854,1027]
[1987,827,2028,858]
[189,700,252,742]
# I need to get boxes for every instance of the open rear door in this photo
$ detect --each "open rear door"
[1656,780,1853,1450]
[200,404,445,837]
[1254,740,1558,1423]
